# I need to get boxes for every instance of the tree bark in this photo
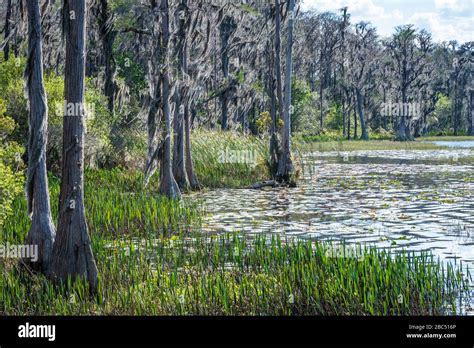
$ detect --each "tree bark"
[274,0,284,128]
[219,15,236,130]
[97,0,116,115]
[398,88,406,140]
[159,0,181,199]
[356,88,368,140]
[172,0,190,191]
[470,90,474,136]
[172,89,189,190]
[346,90,351,139]
[268,1,281,178]
[185,106,200,190]
[352,90,358,139]
[276,0,295,183]
[319,73,324,130]
[24,0,56,273]
[3,0,12,61]
[49,0,98,291]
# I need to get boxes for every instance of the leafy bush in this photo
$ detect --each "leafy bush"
[191,130,269,187]
[0,55,114,171]
[0,98,24,227]
[256,111,283,135]
[0,55,28,143]
[430,93,452,133]
[291,79,319,133]
[325,102,343,130]
[369,127,394,140]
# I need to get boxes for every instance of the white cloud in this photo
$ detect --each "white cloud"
[434,0,470,12]
[301,0,474,43]
[408,11,473,42]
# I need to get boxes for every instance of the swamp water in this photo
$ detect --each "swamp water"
[196,146,474,313]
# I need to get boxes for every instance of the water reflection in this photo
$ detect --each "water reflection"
[199,148,474,267]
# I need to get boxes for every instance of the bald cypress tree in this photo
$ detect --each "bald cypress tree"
[24,0,56,273]
[49,0,98,291]
[276,0,295,183]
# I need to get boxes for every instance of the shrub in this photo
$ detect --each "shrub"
[0,98,24,227]
[0,55,114,171]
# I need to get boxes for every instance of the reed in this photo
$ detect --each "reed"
[0,232,470,315]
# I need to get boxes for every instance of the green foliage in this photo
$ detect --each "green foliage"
[431,93,452,133]
[0,229,468,315]
[0,98,24,227]
[325,102,343,130]
[294,129,346,143]
[2,169,201,243]
[0,162,23,227]
[0,56,115,171]
[256,111,271,134]
[290,79,319,133]
[0,55,28,142]
[294,138,442,153]
[191,130,269,188]
[256,111,283,134]
[115,52,147,97]
[369,127,394,140]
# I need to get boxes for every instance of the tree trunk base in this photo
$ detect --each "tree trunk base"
[24,215,55,273]
[49,219,98,293]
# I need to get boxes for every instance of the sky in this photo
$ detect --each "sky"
[301,0,474,43]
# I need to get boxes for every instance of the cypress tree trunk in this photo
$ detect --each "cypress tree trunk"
[356,88,369,140]
[398,86,411,141]
[182,13,200,191]
[24,0,56,273]
[353,90,358,139]
[274,0,284,129]
[470,90,474,136]
[49,0,98,291]
[143,0,162,186]
[172,0,190,191]
[219,15,237,131]
[185,106,200,190]
[269,0,281,178]
[276,0,295,183]
[269,41,279,177]
[172,89,189,190]
[3,0,12,60]
[97,0,116,115]
[159,0,181,199]
[346,90,351,139]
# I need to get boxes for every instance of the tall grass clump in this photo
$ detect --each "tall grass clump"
[191,130,269,188]
[294,138,443,153]
[2,168,202,244]
[0,233,470,315]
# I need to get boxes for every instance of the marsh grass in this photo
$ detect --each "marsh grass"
[418,135,474,142]
[2,169,202,243]
[191,130,269,187]
[294,139,443,153]
[1,132,471,316]
[0,233,470,315]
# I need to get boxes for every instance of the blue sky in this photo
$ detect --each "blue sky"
[301,0,474,43]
